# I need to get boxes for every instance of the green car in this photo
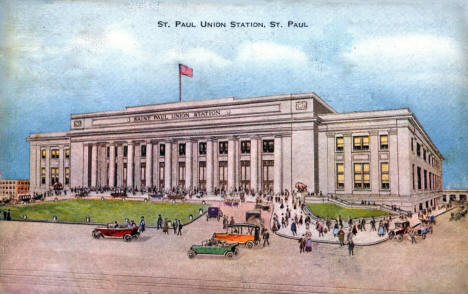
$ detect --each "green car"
[187,239,239,259]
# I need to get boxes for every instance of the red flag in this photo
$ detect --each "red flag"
[179,64,193,77]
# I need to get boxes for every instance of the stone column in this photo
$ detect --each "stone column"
[91,144,98,187]
[370,131,379,194]
[45,146,51,188]
[171,141,178,188]
[389,129,399,194]
[134,143,141,189]
[164,141,172,190]
[146,141,153,189]
[99,144,107,187]
[59,145,64,185]
[109,143,116,187]
[235,139,240,189]
[127,142,134,188]
[83,144,89,187]
[36,147,41,189]
[274,135,282,194]
[250,137,258,193]
[343,134,352,194]
[192,140,199,189]
[206,138,214,193]
[185,140,193,190]
[152,142,159,189]
[213,139,219,189]
[227,137,236,192]
[117,145,123,187]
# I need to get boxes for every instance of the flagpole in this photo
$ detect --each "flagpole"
[178,64,182,102]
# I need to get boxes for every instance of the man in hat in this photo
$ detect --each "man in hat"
[139,217,145,233]
[177,221,183,236]
[156,214,162,230]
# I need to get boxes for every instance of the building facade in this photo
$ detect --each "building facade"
[0,179,30,198]
[27,93,443,211]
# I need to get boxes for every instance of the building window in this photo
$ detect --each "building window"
[123,163,127,182]
[141,145,146,157]
[41,168,46,184]
[336,163,344,189]
[51,149,59,159]
[199,161,206,190]
[106,147,110,158]
[354,163,370,189]
[159,162,165,188]
[423,149,426,161]
[262,140,274,153]
[381,162,389,189]
[262,160,274,192]
[123,146,128,157]
[240,160,251,190]
[199,142,207,155]
[412,164,415,190]
[179,143,186,156]
[65,149,70,159]
[65,167,70,185]
[380,135,388,150]
[411,138,414,152]
[160,144,165,156]
[219,141,228,155]
[424,170,427,190]
[115,146,118,158]
[178,162,186,187]
[336,137,344,152]
[443,195,446,202]
[417,166,422,190]
[218,161,228,189]
[50,168,59,185]
[353,136,369,151]
[41,149,46,159]
[416,143,421,157]
[241,141,251,154]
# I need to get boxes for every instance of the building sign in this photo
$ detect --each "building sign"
[132,109,230,122]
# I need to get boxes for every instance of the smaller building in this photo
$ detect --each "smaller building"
[0,179,30,198]
[442,189,468,203]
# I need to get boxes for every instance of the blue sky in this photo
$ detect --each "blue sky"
[0,0,467,187]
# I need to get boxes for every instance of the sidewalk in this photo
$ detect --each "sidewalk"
[272,195,447,246]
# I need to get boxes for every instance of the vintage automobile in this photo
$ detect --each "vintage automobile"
[255,200,270,211]
[213,223,261,249]
[207,207,223,221]
[150,193,164,199]
[168,194,184,200]
[92,224,139,241]
[245,210,264,226]
[18,194,32,204]
[187,239,239,259]
[110,191,127,199]
[388,221,410,241]
[416,226,432,239]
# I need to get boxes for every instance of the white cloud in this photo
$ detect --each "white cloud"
[236,41,309,64]
[159,48,230,67]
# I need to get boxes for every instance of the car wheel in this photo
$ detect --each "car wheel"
[396,234,403,242]
[123,234,132,242]
[422,234,426,240]
[388,232,394,240]
[225,252,234,259]
[92,230,101,239]
[246,241,254,249]
[234,248,239,255]
[187,250,196,259]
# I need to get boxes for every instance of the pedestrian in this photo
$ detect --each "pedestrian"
[262,229,270,247]
[338,228,345,247]
[156,214,162,230]
[139,217,145,233]
[378,222,384,237]
[173,219,177,234]
[291,222,297,236]
[361,218,366,231]
[370,217,376,231]
[230,216,235,226]
[352,224,358,236]
[163,219,169,234]
[7,209,11,221]
[348,239,355,256]
[178,221,183,236]
[410,228,417,244]
[333,225,339,237]
[305,237,312,253]
[298,235,306,253]
[3,209,6,220]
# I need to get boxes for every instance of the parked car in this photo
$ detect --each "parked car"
[187,239,239,259]
[388,221,410,241]
[213,223,261,249]
[92,224,139,242]
[207,207,223,221]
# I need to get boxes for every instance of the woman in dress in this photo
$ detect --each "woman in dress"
[305,237,312,253]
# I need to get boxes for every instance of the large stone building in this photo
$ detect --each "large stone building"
[26,93,443,211]
[0,179,30,198]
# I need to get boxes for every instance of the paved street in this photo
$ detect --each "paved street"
[0,207,466,294]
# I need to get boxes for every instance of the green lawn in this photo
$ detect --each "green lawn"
[7,200,207,224]
[306,203,389,219]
